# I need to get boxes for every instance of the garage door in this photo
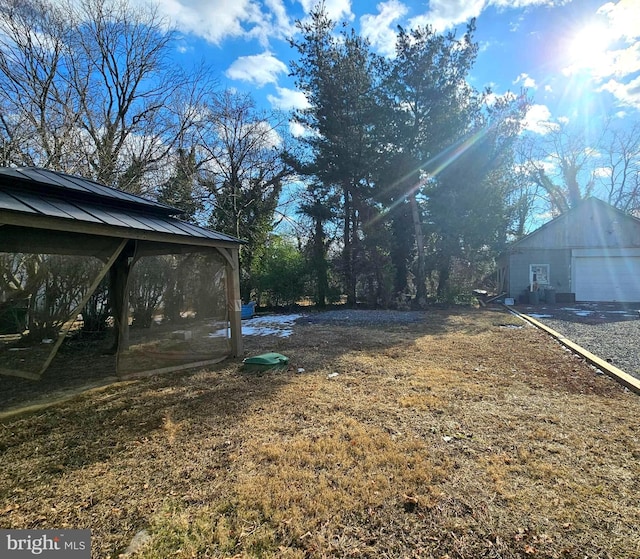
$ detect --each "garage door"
[574,256,640,302]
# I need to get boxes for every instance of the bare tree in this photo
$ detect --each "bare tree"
[197,90,293,300]
[598,122,640,214]
[0,0,81,170]
[517,118,640,221]
[0,0,210,192]
[519,121,605,214]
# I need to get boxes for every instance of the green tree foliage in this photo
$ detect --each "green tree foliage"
[297,182,339,307]
[253,236,307,307]
[289,7,383,305]
[290,9,528,305]
[377,23,480,303]
[425,93,530,299]
[157,147,202,222]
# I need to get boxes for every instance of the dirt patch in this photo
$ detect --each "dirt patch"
[0,307,638,558]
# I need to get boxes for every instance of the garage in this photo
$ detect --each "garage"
[499,198,640,303]
[573,249,640,302]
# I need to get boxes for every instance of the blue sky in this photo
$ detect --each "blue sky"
[150,0,640,138]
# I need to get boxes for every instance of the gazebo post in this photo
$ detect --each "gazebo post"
[226,247,243,357]
[110,249,131,353]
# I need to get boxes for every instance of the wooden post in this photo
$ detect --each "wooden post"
[110,248,132,353]
[226,247,243,357]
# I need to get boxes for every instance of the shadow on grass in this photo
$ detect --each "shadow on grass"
[0,306,517,485]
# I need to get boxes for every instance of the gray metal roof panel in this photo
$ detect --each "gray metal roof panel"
[10,190,78,220]
[0,168,243,245]
[0,190,37,214]
[44,199,104,224]
[117,212,176,234]
[0,167,178,215]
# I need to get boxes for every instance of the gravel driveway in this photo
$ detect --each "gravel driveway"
[515,302,640,381]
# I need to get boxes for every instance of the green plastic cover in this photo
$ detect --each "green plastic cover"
[243,352,289,366]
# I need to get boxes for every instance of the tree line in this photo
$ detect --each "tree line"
[1,0,639,309]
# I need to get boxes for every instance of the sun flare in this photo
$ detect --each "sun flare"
[567,23,613,73]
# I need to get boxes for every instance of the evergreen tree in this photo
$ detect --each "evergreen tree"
[289,7,384,306]
[157,147,202,222]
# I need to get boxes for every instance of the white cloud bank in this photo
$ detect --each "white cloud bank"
[225,52,288,86]
[267,87,311,110]
[523,104,557,135]
[360,0,408,57]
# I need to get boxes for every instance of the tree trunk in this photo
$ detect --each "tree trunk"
[314,215,328,307]
[343,185,356,306]
[409,191,427,305]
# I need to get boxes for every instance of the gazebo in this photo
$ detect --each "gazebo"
[0,167,243,380]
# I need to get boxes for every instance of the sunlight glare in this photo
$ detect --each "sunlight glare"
[567,23,613,73]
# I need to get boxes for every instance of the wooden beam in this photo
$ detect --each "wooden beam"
[226,247,243,357]
[511,308,640,395]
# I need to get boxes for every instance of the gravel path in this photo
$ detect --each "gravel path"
[522,305,640,381]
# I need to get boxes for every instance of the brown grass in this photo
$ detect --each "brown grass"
[0,307,639,558]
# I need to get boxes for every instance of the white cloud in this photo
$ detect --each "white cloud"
[267,87,311,110]
[513,72,537,89]
[245,0,296,46]
[599,75,640,110]
[253,120,283,148]
[544,84,552,92]
[600,43,640,79]
[225,52,288,87]
[409,0,555,32]
[289,120,307,137]
[593,166,611,178]
[409,0,484,32]
[150,0,259,44]
[598,0,640,43]
[562,0,640,96]
[360,0,408,58]
[297,0,353,21]
[522,104,558,135]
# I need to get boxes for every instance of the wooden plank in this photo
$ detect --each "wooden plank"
[118,356,228,380]
[0,367,41,380]
[226,247,243,357]
[512,308,640,395]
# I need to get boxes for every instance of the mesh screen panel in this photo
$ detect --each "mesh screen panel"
[117,249,230,377]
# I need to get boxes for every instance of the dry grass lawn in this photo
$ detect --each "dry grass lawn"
[0,307,639,558]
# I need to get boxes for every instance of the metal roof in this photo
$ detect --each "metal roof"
[0,167,242,246]
[0,167,177,215]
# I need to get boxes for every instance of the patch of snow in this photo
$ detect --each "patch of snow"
[575,311,593,316]
[209,314,303,338]
[529,314,553,318]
